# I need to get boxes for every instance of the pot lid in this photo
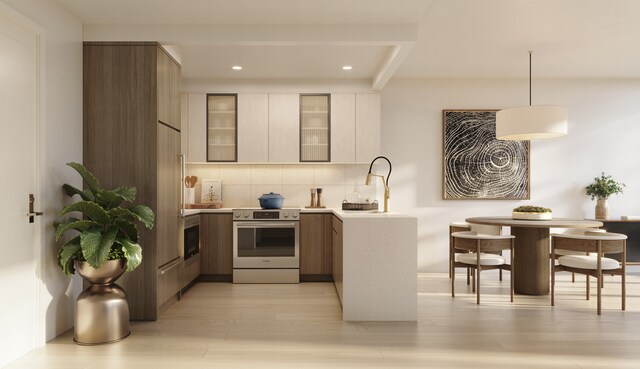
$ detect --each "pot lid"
[258,192,284,200]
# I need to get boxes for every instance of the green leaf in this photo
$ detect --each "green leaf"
[57,237,81,276]
[67,162,101,195]
[108,207,135,220]
[115,219,138,242]
[128,205,155,229]
[59,201,110,225]
[55,218,101,241]
[119,238,143,272]
[113,186,136,203]
[62,184,95,201]
[81,226,119,268]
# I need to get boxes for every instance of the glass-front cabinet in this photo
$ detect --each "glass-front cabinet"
[207,94,237,162]
[300,94,330,162]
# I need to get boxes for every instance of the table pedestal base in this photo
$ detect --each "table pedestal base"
[511,227,550,295]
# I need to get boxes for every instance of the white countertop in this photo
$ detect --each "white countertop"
[183,207,414,220]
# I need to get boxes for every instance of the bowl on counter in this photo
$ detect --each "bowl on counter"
[258,192,285,209]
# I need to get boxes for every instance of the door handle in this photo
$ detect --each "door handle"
[28,194,43,223]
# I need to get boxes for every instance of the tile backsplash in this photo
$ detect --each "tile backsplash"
[187,164,377,208]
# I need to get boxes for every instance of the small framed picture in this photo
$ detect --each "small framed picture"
[200,179,222,204]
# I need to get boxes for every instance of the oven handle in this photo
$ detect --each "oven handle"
[234,222,298,229]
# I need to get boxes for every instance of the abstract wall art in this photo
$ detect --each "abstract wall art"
[443,110,530,199]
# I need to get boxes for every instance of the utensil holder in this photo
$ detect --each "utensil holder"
[185,187,195,204]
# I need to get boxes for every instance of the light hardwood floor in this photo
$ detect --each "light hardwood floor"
[7,272,640,368]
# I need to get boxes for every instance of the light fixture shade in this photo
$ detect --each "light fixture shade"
[496,105,568,140]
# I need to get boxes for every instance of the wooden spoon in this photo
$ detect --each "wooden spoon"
[190,176,198,187]
[185,176,192,188]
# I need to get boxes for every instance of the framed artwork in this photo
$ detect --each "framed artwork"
[443,110,530,200]
[200,179,222,204]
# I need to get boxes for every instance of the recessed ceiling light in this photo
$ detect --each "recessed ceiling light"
[342,65,353,70]
[232,66,242,70]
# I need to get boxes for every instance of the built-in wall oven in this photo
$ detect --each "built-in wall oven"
[233,208,300,283]
[183,215,200,260]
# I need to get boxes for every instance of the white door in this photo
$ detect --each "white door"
[0,6,41,367]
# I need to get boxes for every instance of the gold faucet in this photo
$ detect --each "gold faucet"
[365,156,392,212]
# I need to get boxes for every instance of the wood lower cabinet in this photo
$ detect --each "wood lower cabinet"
[84,42,181,320]
[201,214,233,279]
[332,215,343,304]
[300,214,333,280]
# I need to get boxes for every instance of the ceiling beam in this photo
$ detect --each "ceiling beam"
[372,43,415,90]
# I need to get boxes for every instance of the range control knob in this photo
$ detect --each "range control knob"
[283,212,289,218]
[292,213,298,219]
[243,212,250,218]
[234,213,241,219]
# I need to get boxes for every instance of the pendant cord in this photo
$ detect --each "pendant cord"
[529,51,532,106]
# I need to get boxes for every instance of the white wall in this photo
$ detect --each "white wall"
[1,0,83,342]
[381,78,640,272]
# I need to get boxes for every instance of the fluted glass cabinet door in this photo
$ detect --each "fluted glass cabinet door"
[300,94,330,162]
[207,94,237,162]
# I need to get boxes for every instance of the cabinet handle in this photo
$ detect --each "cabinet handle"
[180,154,186,216]
[159,258,181,275]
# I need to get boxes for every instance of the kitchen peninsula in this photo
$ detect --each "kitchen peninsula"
[186,208,418,322]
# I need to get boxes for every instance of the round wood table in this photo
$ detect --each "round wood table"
[465,216,603,295]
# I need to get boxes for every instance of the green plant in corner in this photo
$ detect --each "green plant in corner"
[56,162,155,276]
[585,172,625,200]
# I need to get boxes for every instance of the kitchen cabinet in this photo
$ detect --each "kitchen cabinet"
[186,93,206,162]
[200,214,233,278]
[332,215,344,305]
[207,94,238,161]
[84,42,182,320]
[300,94,330,162]
[180,94,189,157]
[300,214,333,280]
[184,92,379,163]
[238,93,269,162]
[157,47,181,130]
[269,93,300,162]
[330,94,356,163]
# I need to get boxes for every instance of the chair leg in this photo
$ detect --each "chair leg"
[622,271,626,311]
[466,268,470,285]
[472,269,476,293]
[499,269,503,282]
[597,273,602,315]
[586,276,590,300]
[571,272,575,283]
[509,267,513,303]
[551,264,555,307]
[476,267,481,305]
[451,262,455,298]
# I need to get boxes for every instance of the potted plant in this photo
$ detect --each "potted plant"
[585,172,625,220]
[55,162,154,345]
[512,205,553,220]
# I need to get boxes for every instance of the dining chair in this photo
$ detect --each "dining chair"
[551,231,627,315]
[451,231,515,304]
[552,228,605,283]
[449,223,502,284]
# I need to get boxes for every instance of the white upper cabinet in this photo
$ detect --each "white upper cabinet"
[186,93,206,162]
[355,93,381,163]
[268,93,300,163]
[330,94,356,163]
[238,93,269,162]
[185,92,379,163]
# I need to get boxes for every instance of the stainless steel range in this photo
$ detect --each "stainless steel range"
[232,208,300,283]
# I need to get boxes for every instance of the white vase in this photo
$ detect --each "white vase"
[595,198,609,220]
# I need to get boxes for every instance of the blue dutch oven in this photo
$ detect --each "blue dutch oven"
[258,192,285,209]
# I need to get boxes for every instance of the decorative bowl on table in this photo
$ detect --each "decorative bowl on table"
[512,206,552,220]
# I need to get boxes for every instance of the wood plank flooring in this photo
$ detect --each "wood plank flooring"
[7,272,640,368]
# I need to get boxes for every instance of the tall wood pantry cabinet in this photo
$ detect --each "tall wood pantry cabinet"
[83,42,182,320]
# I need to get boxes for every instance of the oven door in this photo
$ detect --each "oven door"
[233,221,299,268]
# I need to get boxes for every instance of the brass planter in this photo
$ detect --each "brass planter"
[74,259,130,345]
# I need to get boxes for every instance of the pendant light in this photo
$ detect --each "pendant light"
[496,51,568,140]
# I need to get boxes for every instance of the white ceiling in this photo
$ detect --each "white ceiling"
[55,0,640,88]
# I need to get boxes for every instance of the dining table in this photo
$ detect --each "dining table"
[465,216,603,295]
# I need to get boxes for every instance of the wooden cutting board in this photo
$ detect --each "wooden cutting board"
[186,203,222,209]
